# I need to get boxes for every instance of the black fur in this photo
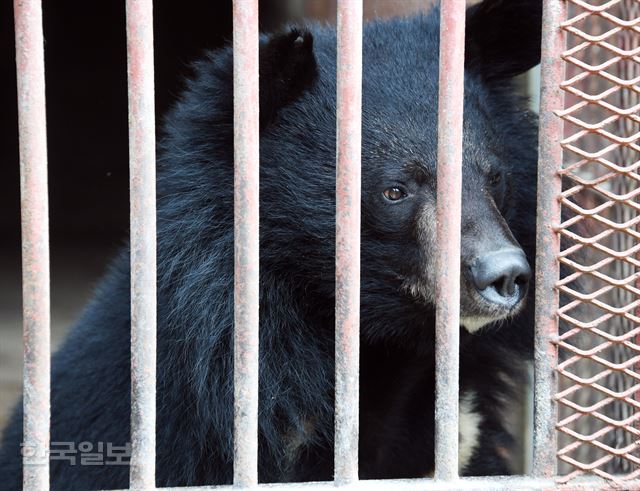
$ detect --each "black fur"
[260,29,317,128]
[0,2,541,489]
[465,0,543,80]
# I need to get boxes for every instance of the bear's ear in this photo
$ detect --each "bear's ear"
[260,28,317,129]
[464,0,543,81]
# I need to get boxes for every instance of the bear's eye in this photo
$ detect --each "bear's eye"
[490,171,502,186]
[383,187,407,202]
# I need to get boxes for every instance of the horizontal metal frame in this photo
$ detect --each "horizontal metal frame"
[130,475,640,491]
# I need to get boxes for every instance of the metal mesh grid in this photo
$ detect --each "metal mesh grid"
[555,0,640,483]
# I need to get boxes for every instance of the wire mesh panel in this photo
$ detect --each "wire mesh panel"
[555,0,640,484]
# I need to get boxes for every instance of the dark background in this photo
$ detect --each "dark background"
[0,0,429,256]
[0,0,290,254]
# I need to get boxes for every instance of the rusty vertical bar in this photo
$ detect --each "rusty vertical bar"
[533,0,565,479]
[126,0,157,488]
[14,1,50,489]
[232,0,260,487]
[334,0,363,485]
[434,0,466,482]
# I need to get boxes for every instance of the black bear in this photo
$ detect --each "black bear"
[0,0,542,488]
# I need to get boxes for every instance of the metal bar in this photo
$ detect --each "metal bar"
[533,0,566,479]
[334,0,363,485]
[433,0,466,481]
[157,475,640,491]
[14,0,51,489]
[126,0,157,488]
[232,0,260,487]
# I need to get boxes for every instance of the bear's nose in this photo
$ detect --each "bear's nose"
[470,249,531,307]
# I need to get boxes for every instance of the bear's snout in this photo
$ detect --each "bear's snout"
[469,248,531,309]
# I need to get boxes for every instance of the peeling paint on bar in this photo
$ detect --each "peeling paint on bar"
[533,0,566,479]
[232,0,260,487]
[334,0,363,486]
[126,0,157,488]
[434,0,466,482]
[14,0,51,489]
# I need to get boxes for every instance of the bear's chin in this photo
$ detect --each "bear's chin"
[460,316,498,333]
[460,304,524,333]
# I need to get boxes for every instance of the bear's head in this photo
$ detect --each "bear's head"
[251,0,542,345]
[160,0,542,352]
